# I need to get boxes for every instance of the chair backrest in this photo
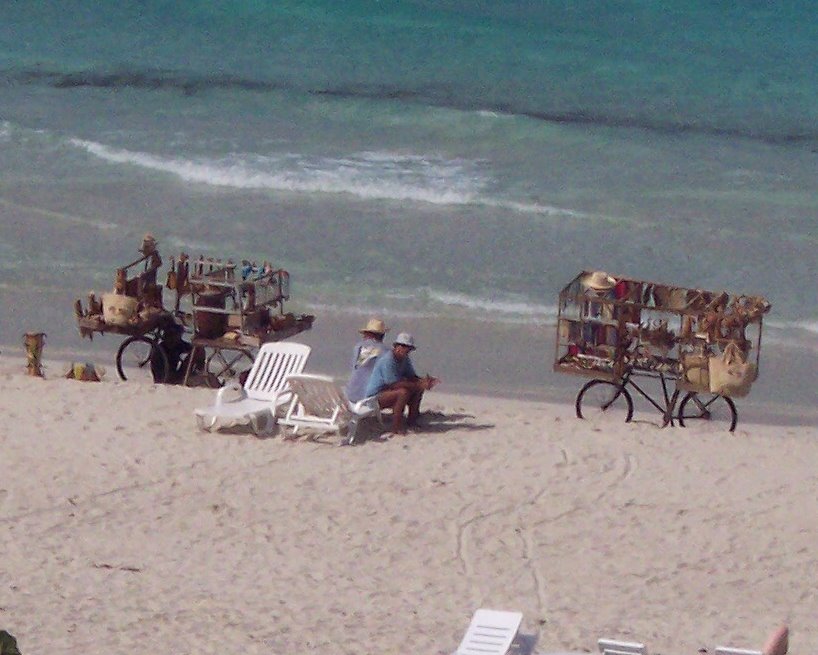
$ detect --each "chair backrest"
[285,373,348,423]
[715,648,762,655]
[243,342,311,401]
[456,609,523,655]
[598,638,648,655]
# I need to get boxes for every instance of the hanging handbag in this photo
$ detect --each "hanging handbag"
[685,290,707,312]
[652,285,670,309]
[667,287,688,311]
[708,342,757,397]
[681,352,709,391]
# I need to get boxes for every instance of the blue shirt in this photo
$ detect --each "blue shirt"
[364,350,418,397]
[345,338,388,402]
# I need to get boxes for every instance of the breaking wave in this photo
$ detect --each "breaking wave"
[67,137,589,218]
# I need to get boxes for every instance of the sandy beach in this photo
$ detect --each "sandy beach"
[3,4,818,654]
[1,357,817,655]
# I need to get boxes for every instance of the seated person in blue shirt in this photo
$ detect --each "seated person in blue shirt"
[364,332,439,435]
[346,317,390,403]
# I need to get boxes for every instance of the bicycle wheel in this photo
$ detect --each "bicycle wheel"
[677,392,737,432]
[205,348,254,388]
[576,379,634,422]
[116,336,169,383]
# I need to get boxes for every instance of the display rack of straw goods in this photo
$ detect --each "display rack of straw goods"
[74,234,183,383]
[178,257,314,387]
[554,270,770,432]
[74,236,315,387]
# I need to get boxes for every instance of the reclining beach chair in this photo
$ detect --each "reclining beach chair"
[278,373,382,443]
[194,342,311,435]
[598,638,648,655]
[715,647,762,655]
[455,609,523,655]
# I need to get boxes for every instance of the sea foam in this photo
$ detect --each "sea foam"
[67,136,601,221]
[69,138,487,205]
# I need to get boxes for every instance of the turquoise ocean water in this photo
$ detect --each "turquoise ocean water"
[0,2,816,410]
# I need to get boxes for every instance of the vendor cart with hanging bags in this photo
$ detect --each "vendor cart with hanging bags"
[73,237,314,386]
[554,270,770,432]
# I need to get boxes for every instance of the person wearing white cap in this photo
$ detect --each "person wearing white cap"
[364,331,439,435]
[345,318,390,403]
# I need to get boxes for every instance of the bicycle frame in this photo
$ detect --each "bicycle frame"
[617,370,681,427]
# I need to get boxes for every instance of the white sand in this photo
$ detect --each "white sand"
[1,360,817,655]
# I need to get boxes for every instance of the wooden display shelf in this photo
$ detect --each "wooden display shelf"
[76,311,171,337]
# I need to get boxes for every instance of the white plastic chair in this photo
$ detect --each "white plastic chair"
[715,647,762,655]
[278,373,382,443]
[455,609,523,655]
[598,638,648,655]
[194,342,311,435]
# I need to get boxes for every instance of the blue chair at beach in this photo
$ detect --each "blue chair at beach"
[194,341,311,435]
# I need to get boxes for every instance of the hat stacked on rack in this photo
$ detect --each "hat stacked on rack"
[581,271,617,290]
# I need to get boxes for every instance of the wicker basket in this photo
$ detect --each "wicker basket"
[193,290,228,338]
[102,293,138,327]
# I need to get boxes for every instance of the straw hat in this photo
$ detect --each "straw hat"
[393,332,416,350]
[359,318,388,335]
[581,271,617,291]
[139,233,158,253]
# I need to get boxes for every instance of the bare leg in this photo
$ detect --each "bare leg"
[377,387,411,433]
[406,388,424,427]
[763,626,789,655]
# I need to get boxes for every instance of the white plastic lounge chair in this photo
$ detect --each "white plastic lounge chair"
[278,373,382,443]
[598,638,648,655]
[455,609,523,655]
[194,342,311,435]
[715,647,762,655]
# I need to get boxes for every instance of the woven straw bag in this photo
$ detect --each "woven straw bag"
[708,342,756,397]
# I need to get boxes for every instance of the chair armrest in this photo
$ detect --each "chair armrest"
[215,382,245,407]
[270,388,294,410]
[350,395,379,415]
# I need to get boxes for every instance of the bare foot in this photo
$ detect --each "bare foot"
[373,430,406,441]
[763,625,789,655]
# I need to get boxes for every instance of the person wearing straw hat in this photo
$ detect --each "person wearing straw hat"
[139,232,158,256]
[136,232,163,300]
[364,331,439,435]
[345,317,390,403]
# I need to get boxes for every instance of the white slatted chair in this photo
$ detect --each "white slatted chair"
[278,373,382,443]
[455,609,523,655]
[194,342,311,435]
[715,647,763,655]
[598,638,648,655]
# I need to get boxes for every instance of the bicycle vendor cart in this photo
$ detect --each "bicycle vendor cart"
[73,233,182,383]
[73,237,314,386]
[554,271,771,432]
[177,257,314,388]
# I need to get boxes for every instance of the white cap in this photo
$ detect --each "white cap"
[393,332,416,350]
